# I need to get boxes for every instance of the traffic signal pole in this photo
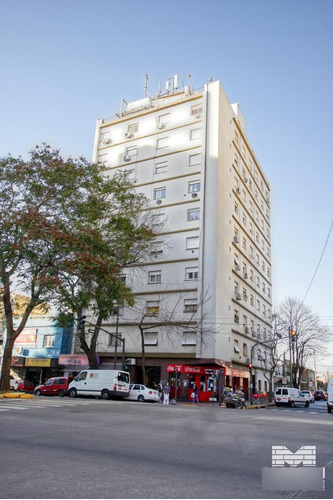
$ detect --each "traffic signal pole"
[76,317,126,370]
[249,334,290,405]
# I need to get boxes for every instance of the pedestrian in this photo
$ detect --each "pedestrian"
[163,383,170,405]
[192,384,199,404]
[158,382,163,403]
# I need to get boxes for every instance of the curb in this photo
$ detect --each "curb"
[245,404,267,409]
[1,393,34,399]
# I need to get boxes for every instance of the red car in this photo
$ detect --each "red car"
[18,380,35,393]
[34,377,72,397]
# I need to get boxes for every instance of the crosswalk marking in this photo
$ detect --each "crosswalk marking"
[0,398,103,413]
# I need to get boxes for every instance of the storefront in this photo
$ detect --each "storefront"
[167,364,224,402]
[224,366,250,397]
[58,354,89,378]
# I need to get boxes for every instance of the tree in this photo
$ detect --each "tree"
[0,144,155,390]
[127,290,218,384]
[274,297,329,388]
[54,175,155,368]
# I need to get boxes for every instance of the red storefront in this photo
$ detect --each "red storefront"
[167,364,223,402]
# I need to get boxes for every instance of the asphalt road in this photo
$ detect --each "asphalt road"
[0,398,332,499]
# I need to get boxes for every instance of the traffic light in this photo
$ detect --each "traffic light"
[248,362,253,372]
[290,329,297,342]
[78,315,86,330]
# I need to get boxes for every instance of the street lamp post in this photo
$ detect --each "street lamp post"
[249,334,288,405]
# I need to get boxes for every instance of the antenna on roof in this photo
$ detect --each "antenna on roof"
[144,74,149,98]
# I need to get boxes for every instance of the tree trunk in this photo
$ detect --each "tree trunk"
[0,335,15,391]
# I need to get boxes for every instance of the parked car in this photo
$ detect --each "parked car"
[274,387,309,407]
[18,380,35,393]
[327,378,333,414]
[10,376,21,391]
[126,384,159,403]
[301,390,314,403]
[313,390,327,401]
[34,377,72,397]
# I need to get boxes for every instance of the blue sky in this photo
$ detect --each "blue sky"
[1,0,332,360]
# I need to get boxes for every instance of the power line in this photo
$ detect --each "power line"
[301,219,333,307]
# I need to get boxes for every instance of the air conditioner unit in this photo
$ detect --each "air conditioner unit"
[236,293,242,300]
[156,199,162,204]
[126,358,137,366]
[191,193,198,198]
[123,155,130,162]
[156,123,164,130]
[102,137,111,145]
[125,132,133,138]
[234,236,239,244]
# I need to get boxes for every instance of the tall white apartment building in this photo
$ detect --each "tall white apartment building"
[91,77,272,400]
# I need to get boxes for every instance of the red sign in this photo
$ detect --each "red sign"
[15,331,37,347]
[58,354,89,366]
[167,364,221,375]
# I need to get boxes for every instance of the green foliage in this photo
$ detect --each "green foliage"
[0,144,156,388]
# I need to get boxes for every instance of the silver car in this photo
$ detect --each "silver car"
[126,384,159,403]
[301,390,314,403]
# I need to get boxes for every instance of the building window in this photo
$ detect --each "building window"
[189,153,202,167]
[43,335,55,348]
[111,306,124,316]
[148,271,161,284]
[146,301,159,316]
[187,208,200,221]
[125,169,135,182]
[157,137,169,149]
[234,310,239,323]
[234,339,240,354]
[144,332,158,346]
[190,128,201,140]
[127,123,139,135]
[188,180,201,193]
[126,146,137,157]
[154,161,168,174]
[250,294,254,306]
[243,343,248,357]
[108,332,122,347]
[186,236,199,250]
[157,113,170,128]
[185,267,199,280]
[184,299,198,313]
[182,331,197,346]
[154,187,166,200]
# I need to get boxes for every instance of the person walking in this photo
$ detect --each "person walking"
[163,383,170,405]
[192,384,199,404]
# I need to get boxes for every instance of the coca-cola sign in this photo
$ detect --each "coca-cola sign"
[167,364,220,375]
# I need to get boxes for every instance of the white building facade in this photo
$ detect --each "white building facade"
[90,78,272,400]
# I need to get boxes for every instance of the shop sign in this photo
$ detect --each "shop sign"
[14,331,37,347]
[58,354,89,366]
[25,358,51,367]
[22,348,60,359]
[167,364,220,375]
[11,356,25,367]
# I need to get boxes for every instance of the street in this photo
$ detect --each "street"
[0,398,332,499]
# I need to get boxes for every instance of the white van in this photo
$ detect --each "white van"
[68,370,130,400]
[327,378,333,414]
[274,387,309,407]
